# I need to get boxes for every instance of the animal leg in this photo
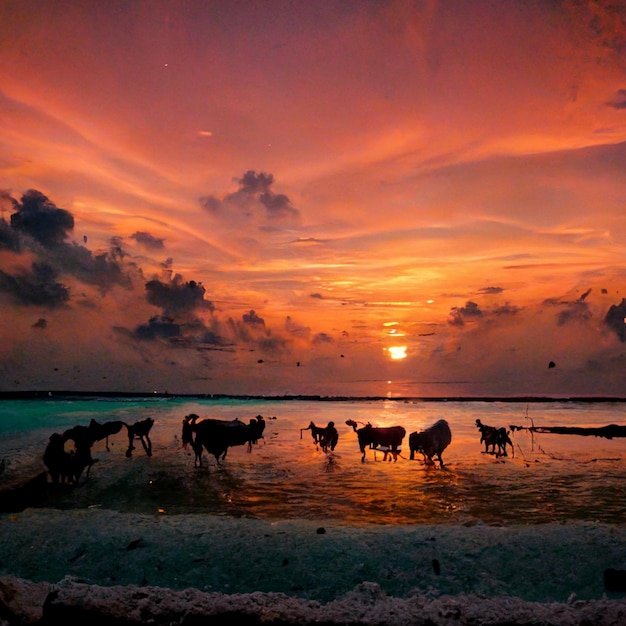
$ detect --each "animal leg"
[140,435,152,457]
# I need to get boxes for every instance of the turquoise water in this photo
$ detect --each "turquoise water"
[1,396,626,525]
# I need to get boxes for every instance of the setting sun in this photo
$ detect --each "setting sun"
[387,346,408,360]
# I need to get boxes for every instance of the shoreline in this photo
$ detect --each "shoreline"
[3,390,626,403]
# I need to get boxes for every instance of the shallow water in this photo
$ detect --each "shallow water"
[1,397,626,526]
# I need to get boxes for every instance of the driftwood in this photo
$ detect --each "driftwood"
[510,423,626,439]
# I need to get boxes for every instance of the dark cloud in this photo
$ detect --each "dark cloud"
[32,318,47,329]
[309,293,324,299]
[242,309,265,326]
[492,303,521,316]
[556,302,592,326]
[0,262,70,306]
[604,298,626,341]
[312,332,333,344]
[134,316,181,340]
[53,241,135,293]
[456,301,483,317]
[198,195,221,214]
[9,189,74,247]
[200,170,299,221]
[448,301,483,326]
[448,309,464,326]
[258,191,297,219]
[145,277,214,318]
[238,170,274,195]
[478,286,503,295]
[0,218,21,252]
[131,231,165,250]
[257,336,288,352]
[606,89,626,109]
[1,191,137,297]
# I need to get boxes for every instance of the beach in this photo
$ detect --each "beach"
[2,397,626,624]
[2,511,626,625]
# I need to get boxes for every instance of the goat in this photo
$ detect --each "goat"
[301,421,339,453]
[408,419,452,468]
[345,419,406,462]
[183,414,266,468]
[475,419,514,458]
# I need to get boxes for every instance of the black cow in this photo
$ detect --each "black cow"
[44,432,95,485]
[345,419,406,462]
[182,414,266,468]
[409,419,452,468]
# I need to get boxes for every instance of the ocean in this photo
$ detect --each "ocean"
[2,395,626,607]
[1,396,625,526]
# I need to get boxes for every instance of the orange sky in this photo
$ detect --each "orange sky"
[1,0,626,397]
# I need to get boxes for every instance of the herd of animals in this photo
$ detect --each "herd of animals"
[42,417,155,486]
[302,417,513,466]
[38,411,515,488]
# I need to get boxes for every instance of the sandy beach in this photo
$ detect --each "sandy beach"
[3,509,626,625]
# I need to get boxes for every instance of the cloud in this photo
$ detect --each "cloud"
[0,216,21,252]
[199,170,300,223]
[145,277,214,318]
[242,309,265,326]
[9,189,74,247]
[606,89,626,109]
[131,231,165,250]
[1,191,139,298]
[134,316,181,340]
[0,262,70,307]
[604,298,626,341]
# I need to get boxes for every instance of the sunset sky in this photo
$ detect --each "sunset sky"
[2,0,626,397]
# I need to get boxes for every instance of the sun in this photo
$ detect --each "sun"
[387,346,407,360]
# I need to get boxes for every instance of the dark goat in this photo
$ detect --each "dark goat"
[183,414,266,468]
[345,419,406,462]
[301,421,339,453]
[475,419,513,458]
[125,418,154,458]
[409,419,452,468]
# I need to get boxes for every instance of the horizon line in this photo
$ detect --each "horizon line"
[2,390,626,403]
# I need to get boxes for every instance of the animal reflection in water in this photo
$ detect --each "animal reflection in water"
[181,413,266,469]
[301,421,339,453]
[43,417,154,487]
[345,420,406,462]
[408,419,452,468]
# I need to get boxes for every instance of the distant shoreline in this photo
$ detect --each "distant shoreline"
[1,390,626,402]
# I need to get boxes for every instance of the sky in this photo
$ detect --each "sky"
[1,0,626,398]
